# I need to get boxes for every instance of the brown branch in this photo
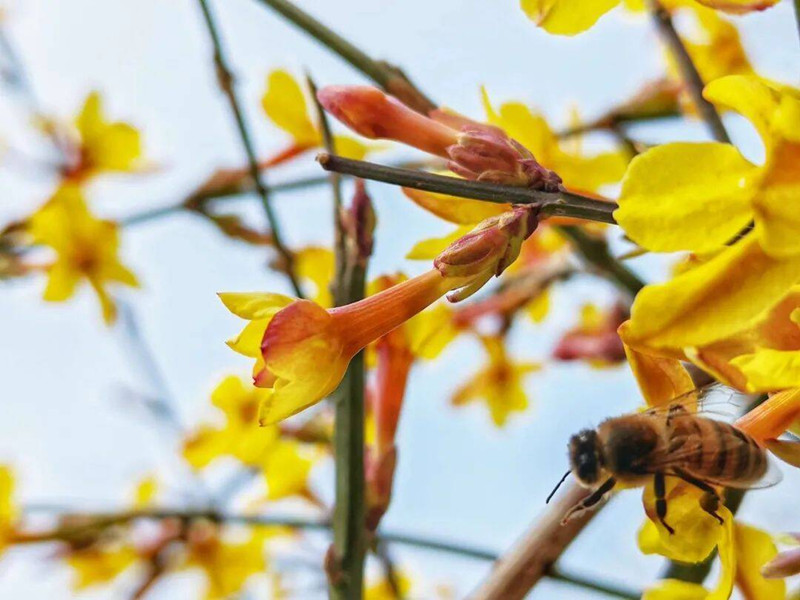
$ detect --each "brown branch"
[195,0,304,296]
[317,153,618,225]
[467,483,603,600]
[647,0,730,144]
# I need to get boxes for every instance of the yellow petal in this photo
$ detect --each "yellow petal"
[262,69,318,147]
[75,91,104,141]
[695,0,779,14]
[405,303,459,360]
[753,157,800,258]
[734,522,785,600]
[42,262,81,301]
[133,476,158,508]
[616,142,756,253]
[86,123,142,172]
[730,349,800,392]
[295,246,334,307]
[218,292,295,319]
[526,289,550,323]
[333,134,369,161]
[406,226,473,260]
[183,426,228,469]
[520,0,619,36]
[620,323,695,407]
[642,580,709,600]
[627,236,800,349]
[263,441,313,500]
[403,187,509,225]
[704,76,780,148]
[227,318,271,358]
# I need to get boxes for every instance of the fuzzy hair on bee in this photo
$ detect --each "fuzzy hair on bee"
[548,387,778,534]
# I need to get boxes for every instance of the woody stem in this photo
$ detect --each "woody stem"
[647,0,731,144]
[317,153,618,225]
[195,0,304,297]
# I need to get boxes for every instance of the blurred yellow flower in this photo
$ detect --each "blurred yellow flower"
[295,246,335,307]
[262,69,368,161]
[68,544,139,590]
[28,184,138,324]
[452,335,540,426]
[64,91,143,181]
[185,525,274,600]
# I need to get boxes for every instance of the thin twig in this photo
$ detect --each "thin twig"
[795,0,800,52]
[250,0,435,113]
[647,0,730,144]
[317,153,618,225]
[195,0,304,296]
[20,505,640,599]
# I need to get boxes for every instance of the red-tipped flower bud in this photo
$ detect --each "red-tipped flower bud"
[435,204,540,301]
[317,85,457,157]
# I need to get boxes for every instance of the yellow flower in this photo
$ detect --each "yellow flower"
[452,335,540,426]
[262,70,368,161]
[365,572,413,600]
[481,88,628,194]
[0,466,16,552]
[68,544,139,590]
[132,475,158,508]
[183,376,318,499]
[28,184,138,324]
[617,76,800,351]
[64,91,143,181]
[222,206,539,425]
[295,246,335,307]
[521,0,778,36]
[184,524,274,600]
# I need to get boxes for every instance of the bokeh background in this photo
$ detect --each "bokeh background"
[0,0,798,597]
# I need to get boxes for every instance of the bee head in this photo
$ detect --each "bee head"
[569,428,603,486]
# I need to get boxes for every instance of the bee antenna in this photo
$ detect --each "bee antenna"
[546,470,571,504]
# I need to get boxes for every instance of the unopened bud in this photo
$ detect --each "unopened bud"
[447,126,562,190]
[435,204,540,301]
[317,86,457,157]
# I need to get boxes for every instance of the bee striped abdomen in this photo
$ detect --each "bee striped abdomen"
[682,417,767,485]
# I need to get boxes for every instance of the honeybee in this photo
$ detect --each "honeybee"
[549,393,775,533]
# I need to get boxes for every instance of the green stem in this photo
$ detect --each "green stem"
[195,0,304,297]
[251,0,434,113]
[317,153,619,225]
[647,0,730,144]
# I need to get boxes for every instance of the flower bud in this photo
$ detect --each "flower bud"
[317,86,457,157]
[447,125,563,190]
[434,204,540,301]
[762,544,800,578]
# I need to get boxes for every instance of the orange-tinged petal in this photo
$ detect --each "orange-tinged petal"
[616,142,756,253]
[735,388,800,444]
[261,300,349,424]
[403,187,509,225]
[695,0,779,14]
[620,322,695,408]
[627,236,800,349]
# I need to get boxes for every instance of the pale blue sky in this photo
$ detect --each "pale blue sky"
[0,0,798,597]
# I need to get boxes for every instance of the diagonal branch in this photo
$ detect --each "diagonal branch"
[195,0,304,296]
[647,0,730,144]
[317,153,618,225]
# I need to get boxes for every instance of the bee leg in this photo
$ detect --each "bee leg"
[561,477,616,524]
[672,468,725,526]
[654,473,675,535]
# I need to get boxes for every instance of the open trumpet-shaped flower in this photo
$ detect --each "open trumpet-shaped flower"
[28,184,138,324]
[221,205,538,424]
[617,76,800,351]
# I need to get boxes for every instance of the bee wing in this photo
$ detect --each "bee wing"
[702,458,782,490]
[638,382,743,420]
